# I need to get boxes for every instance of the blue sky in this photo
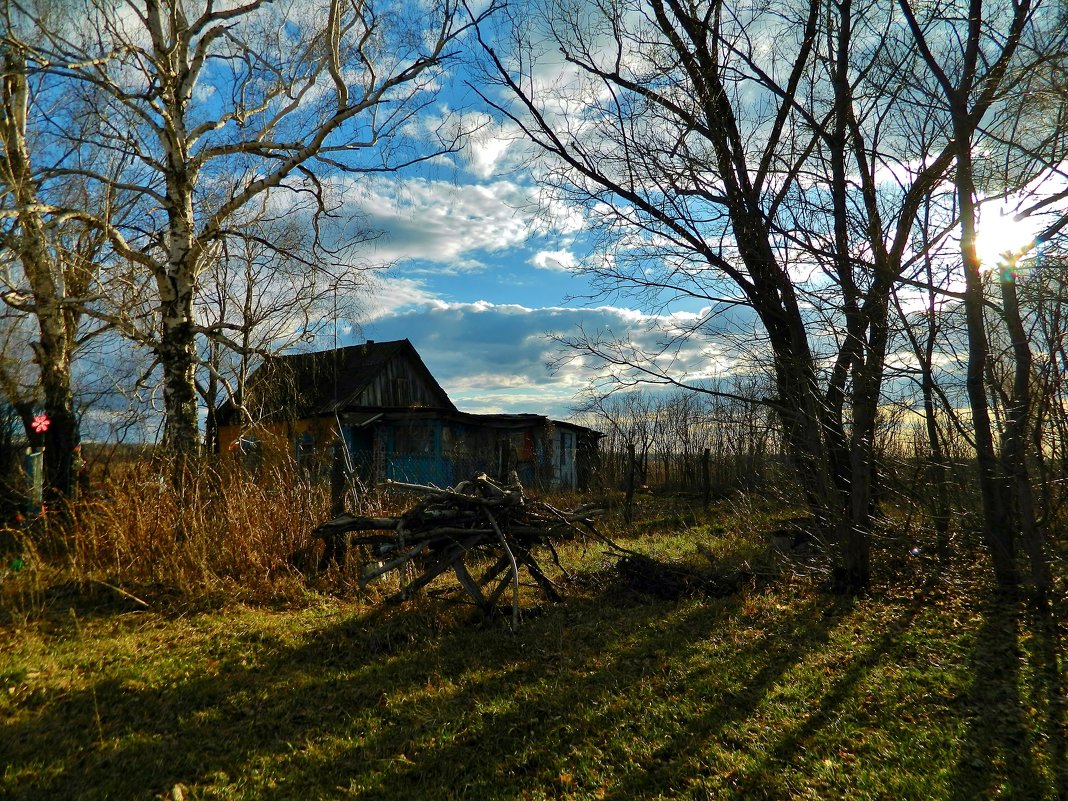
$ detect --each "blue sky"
[297,39,768,421]
[324,158,752,419]
[12,0,1061,445]
[310,90,650,418]
[263,5,1061,425]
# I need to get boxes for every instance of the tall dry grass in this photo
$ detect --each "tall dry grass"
[1,452,621,618]
[2,455,351,609]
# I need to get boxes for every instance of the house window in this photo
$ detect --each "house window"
[559,431,575,468]
[295,431,315,468]
[394,424,433,454]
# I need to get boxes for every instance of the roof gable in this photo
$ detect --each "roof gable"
[220,339,456,424]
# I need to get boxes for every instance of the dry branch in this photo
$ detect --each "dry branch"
[313,473,606,626]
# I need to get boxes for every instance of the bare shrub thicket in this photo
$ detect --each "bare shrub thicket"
[575,383,787,497]
[578,369,1067,554]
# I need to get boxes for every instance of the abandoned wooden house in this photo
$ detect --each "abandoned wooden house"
[215,339,601,490]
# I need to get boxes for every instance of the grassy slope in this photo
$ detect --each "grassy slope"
[1,502,1065,801]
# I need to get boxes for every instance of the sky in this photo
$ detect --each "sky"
[323,91,1059,428]
[326,160,758,420]
[11,0,1062,447]
[314,94,679,420]
[52,1,771,443]
[309,45,772,422]
[228,2,1060,426]
[342,210,672,418]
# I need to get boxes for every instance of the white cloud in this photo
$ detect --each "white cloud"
[531,249,580,271]
[340,176,540,270]
[361,299,754,417]
[362,275,441,320]
[464,121,520,180]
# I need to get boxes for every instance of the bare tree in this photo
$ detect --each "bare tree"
[471,0,971,589]
[0,40,112,500]
[0,300,37,441]
[898,0,1068,593]
[890,213,958,561]
[1028,255,1068,526]
[578,391,658,488]
[472,0,1067,591]
[5,0,494,476]
[196,211,370,452]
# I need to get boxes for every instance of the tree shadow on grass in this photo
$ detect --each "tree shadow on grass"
[1028,600,1068,801]
[1,591,711,800]
[949,596,1066,801]
[10,575,1047,801]
[724,575,953,799]
[593,595,856,801]
[1,578,832,801]
[342,592,852,801]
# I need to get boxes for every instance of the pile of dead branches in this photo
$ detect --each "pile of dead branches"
[313,473,605,627]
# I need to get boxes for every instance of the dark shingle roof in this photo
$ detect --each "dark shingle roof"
[217,339,455,425]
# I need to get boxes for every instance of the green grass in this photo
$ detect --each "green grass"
[1,498,1065,800]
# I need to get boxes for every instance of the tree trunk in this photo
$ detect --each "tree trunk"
[956,141,1017,590]
[624,441,636,524]
[999,265,1050,593]
[1,48,79,504]
[26,271,78,504]
[767,321,842,523]
[158,274,201,460]
[922,367,952,561]
[702,447,711,510]
[203,338,220,456]
[38,363,77,502]
[157,124,201,461]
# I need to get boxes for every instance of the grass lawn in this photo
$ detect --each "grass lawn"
[1,500,1065,800]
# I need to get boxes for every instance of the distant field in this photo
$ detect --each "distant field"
[1,496,1065,800]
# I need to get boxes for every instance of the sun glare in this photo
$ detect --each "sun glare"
[974,208,1038,272]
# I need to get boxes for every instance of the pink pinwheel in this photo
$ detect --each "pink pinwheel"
[31,414,50,434]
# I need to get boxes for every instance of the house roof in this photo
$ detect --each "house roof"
[340,407,603,438]
[216,339,456,425]
[216,339,602,438]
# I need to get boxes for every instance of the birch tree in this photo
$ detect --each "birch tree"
[197,211,368,453]
[0,41,109,500]
[6,0,491,470]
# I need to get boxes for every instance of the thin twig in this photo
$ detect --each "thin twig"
[89,579,150,609]
[481,505,520,632]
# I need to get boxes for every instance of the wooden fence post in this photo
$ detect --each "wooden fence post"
[24,447,44,516]
[624,441,636,524]
[702,447,711,510]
